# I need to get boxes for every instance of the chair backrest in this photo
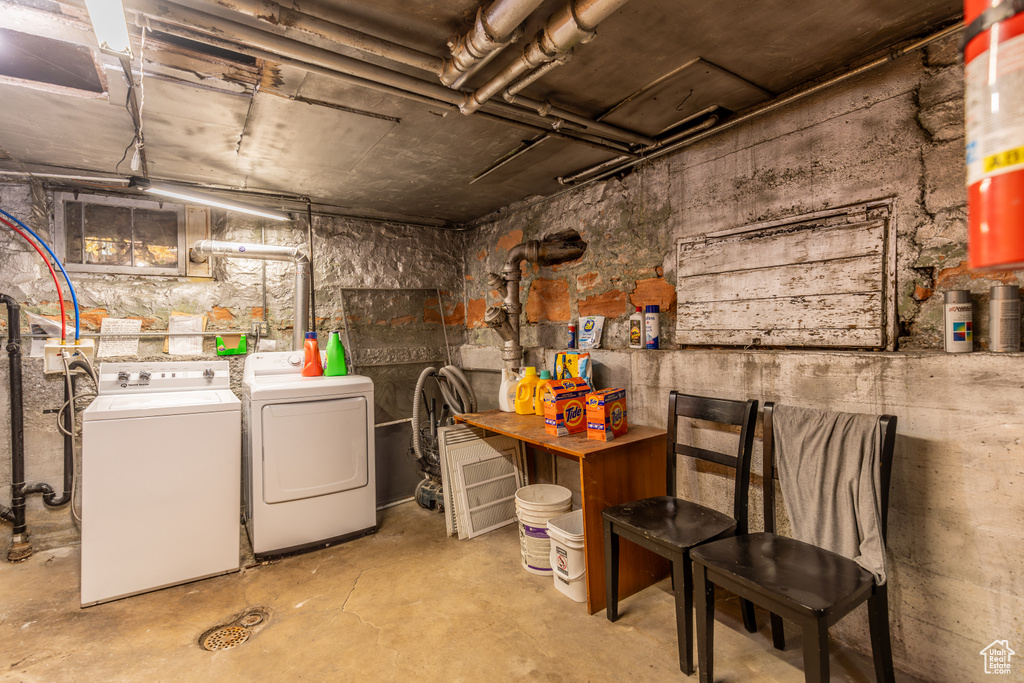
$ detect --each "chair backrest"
[761,402,898,542]
[666,391,758,534]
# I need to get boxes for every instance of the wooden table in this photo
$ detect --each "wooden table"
[455,410,669,615]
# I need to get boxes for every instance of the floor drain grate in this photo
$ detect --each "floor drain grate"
[201,625,250,651]
[199,609,268,651]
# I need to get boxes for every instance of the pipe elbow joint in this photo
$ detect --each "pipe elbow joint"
[503,240,540,271]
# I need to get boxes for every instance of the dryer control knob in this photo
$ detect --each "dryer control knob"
[117,371,131,382]
[138,371,151,381]
[287,354,301,366]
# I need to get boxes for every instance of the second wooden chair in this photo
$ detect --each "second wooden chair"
[601,391,758,675]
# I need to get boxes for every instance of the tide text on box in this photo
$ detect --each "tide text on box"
[586,388,628,441]
[544,377,591,436]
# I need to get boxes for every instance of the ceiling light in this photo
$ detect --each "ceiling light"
[132,178,292,221]
[83,0,134,59]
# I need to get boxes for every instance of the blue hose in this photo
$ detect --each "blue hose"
[0,208,81,341]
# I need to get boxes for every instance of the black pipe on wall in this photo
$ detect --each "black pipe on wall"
[0,293,30,560]
[23,372,75,507]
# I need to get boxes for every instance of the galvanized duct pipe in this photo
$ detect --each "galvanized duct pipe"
[485,232,587,370]
[126,0,636,155]
[461,0,632,114]
[190,240,309,349]
[177,0,443,74]
[441,0,546,87]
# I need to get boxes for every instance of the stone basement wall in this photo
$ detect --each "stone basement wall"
[460,37,1022,683]
[0,180,466,546]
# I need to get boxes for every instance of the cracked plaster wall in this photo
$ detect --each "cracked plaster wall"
[0,181,466,545]
[460,36,1022,682]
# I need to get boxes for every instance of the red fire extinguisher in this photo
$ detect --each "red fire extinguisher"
[964,0,1024,271]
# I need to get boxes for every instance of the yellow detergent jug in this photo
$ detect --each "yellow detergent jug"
[514,367,539,415]
[534,370,554,416]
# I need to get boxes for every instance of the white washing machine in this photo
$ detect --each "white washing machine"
[81,361,240,606]
[242,352,376,558]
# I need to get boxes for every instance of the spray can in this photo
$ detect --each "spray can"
[644,305,660,349]
[629,306,644,348]
[568,322,577,349]
[989,285,1021,352]
[943,290,973,353]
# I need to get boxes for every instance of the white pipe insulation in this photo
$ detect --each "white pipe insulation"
[190,240,310,350]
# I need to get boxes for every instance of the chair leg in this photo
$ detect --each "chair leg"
[672,554,694,675]
[603,518,619,622]
[694,563,714,683]
[770,613,786,650]
[800,620,830,683]
[740,598,757,633]
[868,584,896,683]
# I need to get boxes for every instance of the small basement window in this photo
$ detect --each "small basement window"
[54,192,187,275]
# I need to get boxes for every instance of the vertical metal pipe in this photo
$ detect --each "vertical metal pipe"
[294,262,310,348]
[306,203,316,334]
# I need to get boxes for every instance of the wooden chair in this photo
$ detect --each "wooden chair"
[602,391,759,675]
[690,403,898,683]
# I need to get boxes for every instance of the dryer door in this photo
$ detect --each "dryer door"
[262,397,368,504]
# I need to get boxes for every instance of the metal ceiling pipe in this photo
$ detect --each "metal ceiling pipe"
[441,0,547,87]
[486,232,587,370]
[557,113,719,184]
[128,0,638,155]
[502,93,655,146]
[461,0,632,114]
[179,0,443,74]
[190,240,309,349]
[504,54,570,96]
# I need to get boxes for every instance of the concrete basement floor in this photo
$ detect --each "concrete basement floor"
[0,502,923,682]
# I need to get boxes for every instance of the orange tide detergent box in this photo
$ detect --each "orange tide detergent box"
[543,377,591,436]
[586,388,628,441]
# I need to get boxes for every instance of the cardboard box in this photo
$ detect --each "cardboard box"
[586,388,628,441]
[544,377,591,436]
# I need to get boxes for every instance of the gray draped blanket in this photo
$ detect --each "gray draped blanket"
[773,404,887,585]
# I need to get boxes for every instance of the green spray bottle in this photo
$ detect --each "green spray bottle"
[324,331,348,376]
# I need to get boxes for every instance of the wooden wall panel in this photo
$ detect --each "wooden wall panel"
[676,204,893,348]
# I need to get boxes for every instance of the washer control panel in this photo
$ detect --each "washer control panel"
[97,361,231,395]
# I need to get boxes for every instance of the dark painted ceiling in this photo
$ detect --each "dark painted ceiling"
[0,0,962,225]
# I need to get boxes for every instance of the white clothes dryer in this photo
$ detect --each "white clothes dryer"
[242,352,376,558]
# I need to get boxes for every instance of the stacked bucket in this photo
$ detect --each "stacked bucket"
[514,485,571,575]
[514,484,588,603]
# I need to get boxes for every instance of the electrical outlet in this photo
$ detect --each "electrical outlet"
[251,321,269,336]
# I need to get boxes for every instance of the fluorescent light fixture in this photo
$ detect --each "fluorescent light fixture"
[83,0,134,59]
[133,178,292,221]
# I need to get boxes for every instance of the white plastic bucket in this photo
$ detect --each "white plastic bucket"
[515,485,572,575]
[547,509,586,602]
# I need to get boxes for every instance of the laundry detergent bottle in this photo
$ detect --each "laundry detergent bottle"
[533,370,553,416]
[514,366,539,415]
[499,368,523,412]
[301,331,323,376]
[324,331,348,376]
